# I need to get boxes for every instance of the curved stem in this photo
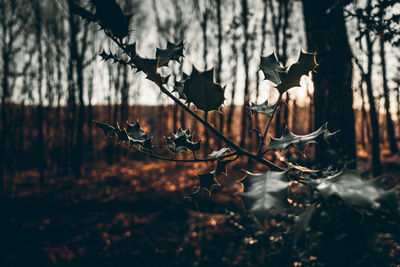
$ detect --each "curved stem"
[256,94,282,155]
[132,147,238,163]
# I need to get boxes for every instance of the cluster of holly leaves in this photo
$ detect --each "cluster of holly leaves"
[70,0,399,255]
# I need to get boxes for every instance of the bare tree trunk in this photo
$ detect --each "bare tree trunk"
[202,10,210,154]
[363,4,382,176]
[227,2,239,136]
[240,0,251,149]
[216,0,224,148]
[378,11,398,154]
[34,0,45,182]
[302,0,356,169]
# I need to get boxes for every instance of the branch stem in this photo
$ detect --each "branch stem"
[256,94,282,155]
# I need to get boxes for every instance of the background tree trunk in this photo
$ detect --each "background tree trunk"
[302,0,356,167]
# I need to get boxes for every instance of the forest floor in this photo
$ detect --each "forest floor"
[1,154,400,267]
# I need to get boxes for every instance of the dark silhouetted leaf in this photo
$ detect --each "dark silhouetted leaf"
[172,128,200,152]
[165,137,187,154]
[276,51,318,94]
[165,128,200,154]
[248,100,277,115]
[239,171,291,223]
[260,51,318,95]
[259,52,287,85]
[126,121,152,149]
[68,0,97,23]
[173,73,189,100]
[156,41,184,67]
[94,121,116,136]
[197,171,219,194]
[268,123,336,151]
[183,66,225,112]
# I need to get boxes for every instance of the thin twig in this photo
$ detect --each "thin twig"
[256,94,282,155]
[132,147,237,163]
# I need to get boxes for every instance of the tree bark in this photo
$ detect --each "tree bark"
[240,0,251,149]
[302,0,356,167]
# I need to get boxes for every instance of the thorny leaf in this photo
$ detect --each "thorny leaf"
[94,121,116,136]
[69,0,132,40]
[209,148,231,159]
[173,73,189,100]
[315,169,399,211]
[268,123,337,151]
[276,51,318,94]
[215,159,235,176]
[166,128,200,154]
[165,137,188,154]
[260,51,318,95]
[248,100,277,115]
[172,128,200,152]
[156,41,184,67]
[125,42,137,57]
[239,171,291,223]
[259,52,287,85]
[126,121,152,149]
[132,56,169,85]
[197,171,219,195]
[183,66,225,112]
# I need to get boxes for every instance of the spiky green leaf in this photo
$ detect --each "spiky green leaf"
[248,100,277,115]
[183,66,225,112]
[259,52,287,85]
[275,51,318,94]
[268,123,336,151]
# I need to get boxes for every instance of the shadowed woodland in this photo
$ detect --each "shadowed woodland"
[1,0,400,266]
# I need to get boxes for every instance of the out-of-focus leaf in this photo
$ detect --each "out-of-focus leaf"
[248,100,277,115]
[215,158,235,176]
[94,121,116,136]
[239,171,291,223]
[291,203,316,248]
[197,171,219,195]
[183,66,225,112]
[173,73,189,100]
[316,169,399,210]
[156,41,184,67]
[268,123,336,151]
[165,137,187,154]
[209,148,231,159]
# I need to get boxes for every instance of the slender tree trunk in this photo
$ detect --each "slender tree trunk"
[66,3,78,174]
[216,0,224,147]
[1,37,8,195]
[202,10,210,154]
[34,1,45,182]
[378,28,398,154]
[240,0,250,148]
[227,1,239,136]
[302,0,356,168]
